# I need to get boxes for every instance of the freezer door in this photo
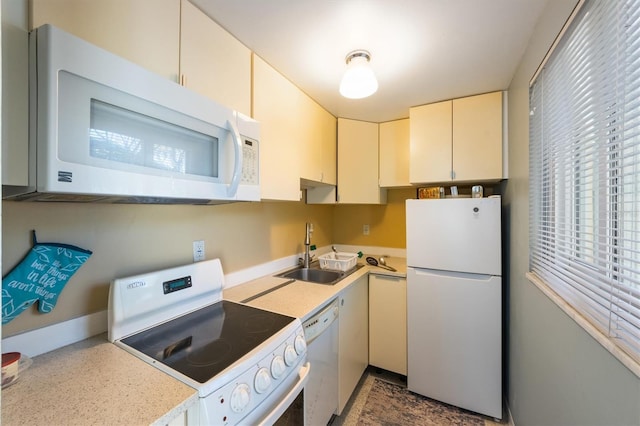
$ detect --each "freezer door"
[407,267,502,419]
[406,198,501,275]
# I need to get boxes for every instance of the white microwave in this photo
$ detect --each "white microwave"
[4,24,260,204]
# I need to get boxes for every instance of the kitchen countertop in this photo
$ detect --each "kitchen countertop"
[225,256,406,321]
[1,255,406,426]
[1,333,198,426]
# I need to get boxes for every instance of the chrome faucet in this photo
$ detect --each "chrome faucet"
[303,222,312,268]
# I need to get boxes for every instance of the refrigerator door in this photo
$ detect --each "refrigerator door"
[407,266,502,419]
[406,198,501,275]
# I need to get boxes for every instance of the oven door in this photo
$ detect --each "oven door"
[256,362,310,426]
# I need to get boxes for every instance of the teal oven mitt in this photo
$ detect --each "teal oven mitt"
[2,231,92,324]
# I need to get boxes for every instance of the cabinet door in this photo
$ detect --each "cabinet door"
[338,275,369,414]
[369,274,407,375]
[379,119,410,187]
[253,55,303,201]
[31,0,180,81]
[300,97,336,186]
[179,0,251,116]
[337,118,386,204]
[2,0,29,186]
[305,103,337,204]
[452,91,503,182]
[317,104,337,186]
[409,100,452,184]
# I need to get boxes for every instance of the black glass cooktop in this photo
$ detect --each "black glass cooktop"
[121,300,295,383]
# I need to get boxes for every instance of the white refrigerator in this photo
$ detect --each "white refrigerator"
[406,197,502,419]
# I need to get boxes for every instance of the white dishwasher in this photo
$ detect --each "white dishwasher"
[303,298,339,426]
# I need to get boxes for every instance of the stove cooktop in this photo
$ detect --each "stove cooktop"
[121,300,295,383]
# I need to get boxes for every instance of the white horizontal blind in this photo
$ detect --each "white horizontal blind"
[530,0,640,363]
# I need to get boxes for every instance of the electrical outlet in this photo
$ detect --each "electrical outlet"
[193,240,205,262]
[363,224,370,235]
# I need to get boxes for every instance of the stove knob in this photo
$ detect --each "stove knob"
[271,355,286,379]
[230,383,251,413]
[284,344,297,366]
[254,367,272,394]
[294,334,307,355]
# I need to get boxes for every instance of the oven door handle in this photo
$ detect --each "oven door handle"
[257,361,310,426]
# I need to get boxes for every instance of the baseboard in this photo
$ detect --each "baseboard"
[2,310,108,357]
[505,396,515,425]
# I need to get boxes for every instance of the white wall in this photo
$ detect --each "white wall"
[505,1,640,424]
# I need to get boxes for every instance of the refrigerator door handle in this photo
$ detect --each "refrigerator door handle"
[411,267,496,281]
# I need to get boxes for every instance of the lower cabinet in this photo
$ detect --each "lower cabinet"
[369,274,407,375]
[337,274,369,414]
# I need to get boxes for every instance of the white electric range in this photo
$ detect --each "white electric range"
[108,259,309,425]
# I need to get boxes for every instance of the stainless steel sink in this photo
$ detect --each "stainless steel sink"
[277,263,363,285]
[278,267,345,285]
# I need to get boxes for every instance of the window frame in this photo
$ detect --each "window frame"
[528,0,640,376]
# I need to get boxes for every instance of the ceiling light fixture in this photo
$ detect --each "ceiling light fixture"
[339,50,378,99]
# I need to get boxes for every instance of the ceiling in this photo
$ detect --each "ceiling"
[190,0,550,123]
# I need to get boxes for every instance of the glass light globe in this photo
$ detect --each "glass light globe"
[339,54,378,99]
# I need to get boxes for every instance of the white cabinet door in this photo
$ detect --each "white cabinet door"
[409,100,452,183]
[252,56,303,201]
[31,0,180,81]
[369,274,407,375]
[337,118,386,204]
[379,119,410,187]
[300,96,337,186]
[337,275,369,414]
[305,108,338,204]
[2,0,29,186]
[179,0,251,116]
[452,91,503,182]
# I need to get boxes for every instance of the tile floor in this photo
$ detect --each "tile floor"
[330,367,508,426]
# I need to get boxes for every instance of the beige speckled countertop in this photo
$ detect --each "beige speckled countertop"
[225,256,407,322]
[1,333,198,426]
[1,256,406,426]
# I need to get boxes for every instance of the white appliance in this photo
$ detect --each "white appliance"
[4,24,260,204]
[406,197,502,419]
[302,298,339,426]
[108,259,309,425]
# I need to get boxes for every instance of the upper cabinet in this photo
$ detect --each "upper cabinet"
[253,55,302,201]
[30,0,181,82]
[30,0,252,118]
[379,119,410,187]
[179,0,251,116]
[253,56,337,201]
[300,101,337,187]
[410,91,504,184]
[452,91,504,182]
[337,118,386,204]
[2,0,29,186]
[409,100,452,183]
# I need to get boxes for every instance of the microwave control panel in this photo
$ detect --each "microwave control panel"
[241,139,259,184]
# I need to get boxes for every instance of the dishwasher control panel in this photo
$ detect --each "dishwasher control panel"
[303,298,339,344]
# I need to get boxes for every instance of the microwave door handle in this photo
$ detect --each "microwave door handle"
[226,119,244,197]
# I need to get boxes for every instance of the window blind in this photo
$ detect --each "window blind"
[530,0,640,363]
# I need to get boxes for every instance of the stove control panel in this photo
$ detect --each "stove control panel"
[202,323,307,425]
